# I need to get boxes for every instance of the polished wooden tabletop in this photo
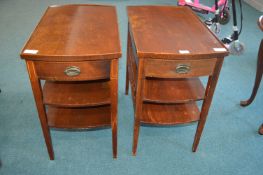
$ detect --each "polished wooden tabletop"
[21,4,121,61]
[127,6,229,59]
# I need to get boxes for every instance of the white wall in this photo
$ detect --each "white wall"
[244,0,263,12]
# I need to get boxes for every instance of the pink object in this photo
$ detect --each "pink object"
[178,0,228,13]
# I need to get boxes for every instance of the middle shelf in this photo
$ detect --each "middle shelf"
[43,80,111,107]
[143,78,205,104]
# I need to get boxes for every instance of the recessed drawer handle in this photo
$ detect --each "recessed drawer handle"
[176,64,191,74]
[64,66,81,77]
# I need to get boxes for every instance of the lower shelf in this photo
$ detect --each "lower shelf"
[141,103,200,125]
[47,106,111,129]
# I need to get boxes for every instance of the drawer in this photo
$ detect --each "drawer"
[34,60,110,81]
[144,58,217,78]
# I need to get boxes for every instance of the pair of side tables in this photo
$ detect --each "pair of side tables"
[20,4,229,160]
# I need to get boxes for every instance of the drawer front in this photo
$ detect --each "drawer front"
[34,60,110,81]
[144,58,217,78]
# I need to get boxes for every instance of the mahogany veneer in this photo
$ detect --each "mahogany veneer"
[43,80,111,107]
[143,78,205,104]
[47,106,111,129]
[20,4,121,159]
[142,103,200,125]
[125,6,229,155]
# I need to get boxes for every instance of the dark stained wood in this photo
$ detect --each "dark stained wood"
[192,58,224,152]
[127,6,228,59]
[21,5,121,159]
[126,6,229,155]
[47,106,111,129]
[20,4,121,61]
[240,15,263,136]
[43,80,110,107]
[141,103,200,125]
[110,59,118,158]
[26,61,54,160]
[125,28,131,95]
[143,78,205,103]
[240,40,263,106]
[34,60,110,81]
[144,58,217,78]
[126,25,138,106]
[132,59,145,156]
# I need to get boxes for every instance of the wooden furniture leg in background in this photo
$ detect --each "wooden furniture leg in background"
[26,61,54,160]
[110,59,119,159]
[192,58,224,152]
[240,40,263,107]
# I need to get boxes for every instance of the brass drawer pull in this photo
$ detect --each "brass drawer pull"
[64,66,81,77]
[176,64,191,74]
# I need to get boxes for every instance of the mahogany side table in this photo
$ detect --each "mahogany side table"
[20,4,121,159]
[125,6,229,155]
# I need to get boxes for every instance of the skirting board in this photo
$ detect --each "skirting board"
[244,0,263,12]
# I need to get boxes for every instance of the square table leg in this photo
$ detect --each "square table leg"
[110,59,119,158]
[26,60,54,160]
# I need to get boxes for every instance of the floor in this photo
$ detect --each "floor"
[0,0,262,175]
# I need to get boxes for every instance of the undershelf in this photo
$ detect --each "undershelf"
[43,80,110,107]
[141,102,200,125]
[47,106,111,129]
[143,78,205,104]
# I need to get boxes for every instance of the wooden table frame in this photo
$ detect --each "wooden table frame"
[125,6,229,155]
[20,5,121,160]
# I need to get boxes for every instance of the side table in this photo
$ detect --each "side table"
[20,4,121,159]
[126,6,229,155]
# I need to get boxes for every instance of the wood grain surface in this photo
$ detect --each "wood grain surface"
[143,78,205,103]
[47,106,111,129]
[21,4,121,61]
[43,80,111,107]
[141,103,200,125]
[127,6,229,59]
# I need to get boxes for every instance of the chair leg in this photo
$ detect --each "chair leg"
[240,40,263,106]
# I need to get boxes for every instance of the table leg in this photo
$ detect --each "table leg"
[110,59,118,158]
[125,62,129,95]
[240,40,263,107]
[132,59,144,156]
[192,58,224,152]
[26,61,54,160]
[125,28,131,95]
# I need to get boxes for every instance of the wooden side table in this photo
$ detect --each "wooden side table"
[20,4,121,159]
[126,6,229,155]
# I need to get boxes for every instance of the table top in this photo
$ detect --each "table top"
[20,4,121,61]
[127,6,229,59]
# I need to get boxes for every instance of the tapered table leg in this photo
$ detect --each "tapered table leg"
[26,61,54,160]
[132,59,144,156]
[125,27,131,95]
[192,59,224,152]
[110,59,118,159]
